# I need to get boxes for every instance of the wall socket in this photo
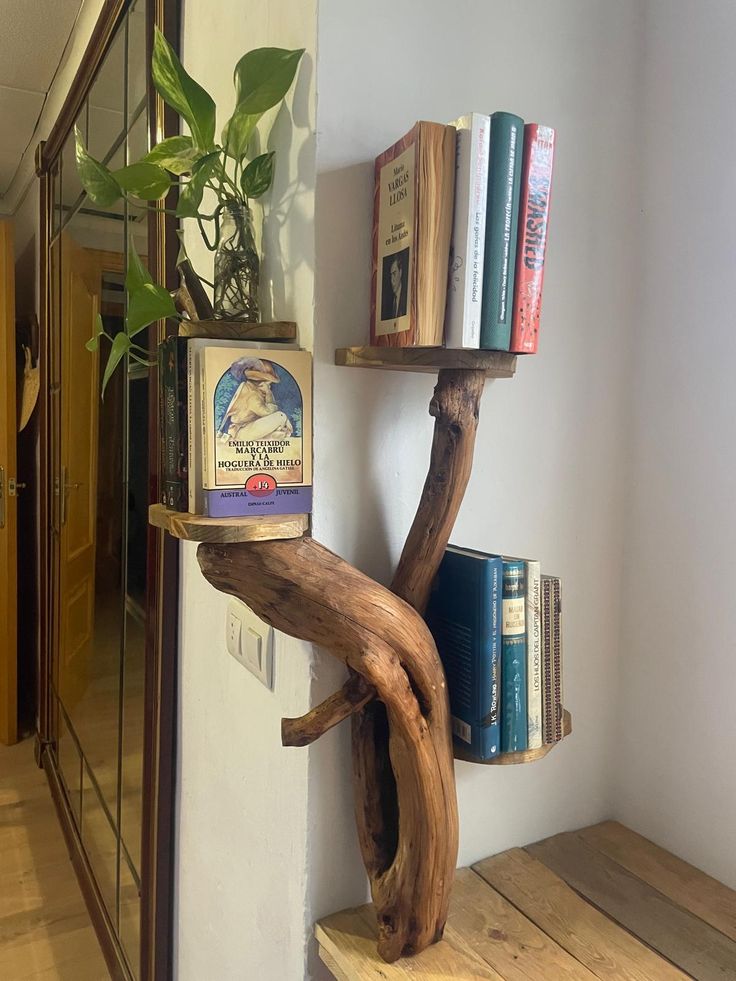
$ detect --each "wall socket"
[225,599,274,690]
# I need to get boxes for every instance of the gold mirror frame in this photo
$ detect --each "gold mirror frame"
[35,1,180,978]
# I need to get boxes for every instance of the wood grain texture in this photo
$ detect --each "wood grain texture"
[148,503,308,543]
[317,902,501,980]
[178,319,297,340]
[455,710,572,765]
[474,848,687,981]
[197,535,458,963]
[528,831,736,981]
[336,345,516,377]
[579,821,736,944]
[281,675,376,747]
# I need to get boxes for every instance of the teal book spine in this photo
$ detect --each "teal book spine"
[480,111,525,350]
[501,558,528,752]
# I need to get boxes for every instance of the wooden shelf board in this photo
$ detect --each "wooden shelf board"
[335,346,517,377]
[179,319,296,341]
[454,710,572,766]
[149,503,308,544]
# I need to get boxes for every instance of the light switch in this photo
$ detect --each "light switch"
[225,599,274,690]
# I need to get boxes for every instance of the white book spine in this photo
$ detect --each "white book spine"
[444,113,490,348]
[526,560,543,748]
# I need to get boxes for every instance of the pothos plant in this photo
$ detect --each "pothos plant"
[76,28,304,394]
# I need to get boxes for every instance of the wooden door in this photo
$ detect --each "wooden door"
[0,221,17,744]
[57,234,101,709]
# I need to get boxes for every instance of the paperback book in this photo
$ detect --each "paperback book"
[370,120,456,347]
[499,557,528,753]
[199,344,312,517]
[444,113,490,349]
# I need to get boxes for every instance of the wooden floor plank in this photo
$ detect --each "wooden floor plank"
[528,831,736,981]
[474,847,687,981]
[443,867,597,980]
[316,902,502,979]
[579,821,736,943]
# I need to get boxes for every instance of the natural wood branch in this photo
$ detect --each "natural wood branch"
[197,537,458,962]
[281,676,376,747]
[177,258,214,320]
[173,284,199,321]
[195,367,488,964]
[391,368,486,613]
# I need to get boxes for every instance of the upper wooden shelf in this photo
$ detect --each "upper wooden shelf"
[179,319,297,341]
[149,503,309,544]
[335,346,516,377]
[454,710,572,766]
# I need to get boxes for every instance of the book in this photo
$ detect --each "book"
[541,574,563,743]
[198,344,312,517]
[444,113,490,349]
[424,546,501,760]
[500,558,528,753]
[370,120,456,347]
[525,560,543,749]
[480,111,525,351]
[510,124,555,354]
[159,335,189,511]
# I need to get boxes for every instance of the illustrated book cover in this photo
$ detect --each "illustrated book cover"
[197,344,312,518]
[444,113,490,349]
[425,546,502,760]
[510,124,555,354]
[370,120,456,347]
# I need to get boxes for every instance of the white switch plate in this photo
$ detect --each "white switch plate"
[225,599,274,690]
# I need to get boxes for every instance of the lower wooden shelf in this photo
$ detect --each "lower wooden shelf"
[148,503,309,543]
[454,710,572,765]
[335,346,517,377]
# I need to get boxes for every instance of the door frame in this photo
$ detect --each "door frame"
[35,1,181,978]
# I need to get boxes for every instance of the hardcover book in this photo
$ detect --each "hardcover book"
[500,557,528,753]
[510,124,555,354]
[480,111,525,351]
[444,113,490,349]
[424,546,502,760]
[370,120,456,347]
[198,344,312,518]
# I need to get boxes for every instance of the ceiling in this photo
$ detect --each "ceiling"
[0,0,84,196]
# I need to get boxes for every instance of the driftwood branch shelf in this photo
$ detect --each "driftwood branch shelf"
[152,348,572,964]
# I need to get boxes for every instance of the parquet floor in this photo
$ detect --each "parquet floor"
[318,821,736,980]
[0,739,108,980]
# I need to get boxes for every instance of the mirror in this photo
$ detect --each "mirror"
[48,2,149,974]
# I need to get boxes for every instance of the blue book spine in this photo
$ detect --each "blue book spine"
[501,559,528,752]
[480,557,502,758]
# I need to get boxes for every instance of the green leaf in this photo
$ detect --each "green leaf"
[176,152,219,218]
[75,127,121,207]
[126,237,153,294]
[85,313,106,352]
[113,162,171,200]
[143,135,201,174]
[240,151,275,199]
[221,105,261,160]
[151,26,216,150]
[233,47,304,115]
[127,283,178,337]
[101,332,131,397]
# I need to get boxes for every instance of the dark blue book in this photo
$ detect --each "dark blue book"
[499,558,528,752]
[425,546,502,760]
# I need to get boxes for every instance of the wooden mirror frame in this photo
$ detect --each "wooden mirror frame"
[35,1,180,977]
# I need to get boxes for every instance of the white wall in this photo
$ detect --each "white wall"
[613,0,736,887]
[175,2,319,979]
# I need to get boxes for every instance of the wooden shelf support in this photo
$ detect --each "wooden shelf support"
[194,367,498,962]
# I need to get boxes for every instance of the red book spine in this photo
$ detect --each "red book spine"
[510,124,555,354]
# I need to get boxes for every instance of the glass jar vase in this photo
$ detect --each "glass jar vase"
[213,200,260,321]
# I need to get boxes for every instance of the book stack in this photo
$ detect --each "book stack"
[370,113,555,354]
[424,545,564,761]
[159,337,312,518]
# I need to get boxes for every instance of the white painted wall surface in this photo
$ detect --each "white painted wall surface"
[612,0,736,887]
[175,2,318,979]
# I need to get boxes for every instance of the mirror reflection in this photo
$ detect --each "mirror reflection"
[49,3,149,975]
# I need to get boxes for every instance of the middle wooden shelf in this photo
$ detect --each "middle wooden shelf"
[149,503,309,543]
